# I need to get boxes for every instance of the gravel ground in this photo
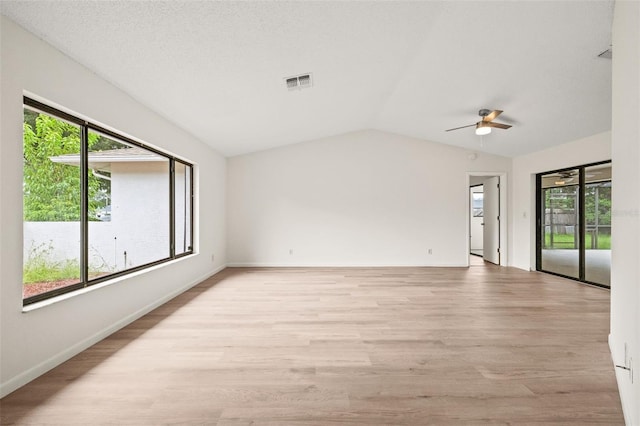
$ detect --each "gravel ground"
[23,279,80,299]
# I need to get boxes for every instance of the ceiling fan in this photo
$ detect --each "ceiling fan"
[550,170,601,185]
[553,171,577,185]
[446,109,512,135]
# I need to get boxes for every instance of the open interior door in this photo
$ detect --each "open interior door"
[483,176,500,265]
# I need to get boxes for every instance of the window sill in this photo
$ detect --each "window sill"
[22,254,194,312]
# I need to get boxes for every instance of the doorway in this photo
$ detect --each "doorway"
[468,173,506,266]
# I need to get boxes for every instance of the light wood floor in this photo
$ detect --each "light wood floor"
[1,266,624,425]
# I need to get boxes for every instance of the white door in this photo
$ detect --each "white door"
[483,176,500,264]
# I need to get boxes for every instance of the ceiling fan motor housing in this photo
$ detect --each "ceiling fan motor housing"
[479,109,492,117]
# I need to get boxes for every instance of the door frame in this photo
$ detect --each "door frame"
[466,172,508,267]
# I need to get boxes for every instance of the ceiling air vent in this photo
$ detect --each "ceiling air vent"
[285,73,313,91]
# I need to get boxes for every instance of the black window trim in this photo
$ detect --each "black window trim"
[23,96,194,305]
[173,159,194,258]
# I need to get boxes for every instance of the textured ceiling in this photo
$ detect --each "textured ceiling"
[1,1,614,157]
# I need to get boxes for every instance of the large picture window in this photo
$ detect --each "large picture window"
[22,97,194,305]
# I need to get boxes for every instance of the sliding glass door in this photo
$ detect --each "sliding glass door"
[539,169,580,279]
[536,161,611,288]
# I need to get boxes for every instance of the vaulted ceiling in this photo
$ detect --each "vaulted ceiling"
[1,1,614,157]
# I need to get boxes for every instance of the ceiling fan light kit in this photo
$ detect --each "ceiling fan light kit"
[475,122,492,135]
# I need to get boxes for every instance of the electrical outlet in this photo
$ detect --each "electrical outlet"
[211,254,215,262]
[428,248,433,255]
[289,249,293,255]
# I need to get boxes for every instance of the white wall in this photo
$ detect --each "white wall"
[0,17,226,397]
[510,131,611,271]
[227,129,510,267]
[610,1,640,424]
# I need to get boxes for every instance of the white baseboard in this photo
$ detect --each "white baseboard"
[0,264,226,399]
[609,334,633,426]
[226,262,468,268]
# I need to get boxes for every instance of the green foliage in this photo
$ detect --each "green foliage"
[23,242,80,284]
[544,186,577,211]
[23,112,103,221]
[544,184,611,226]
[585,185,611,226]
[23,242,115,284]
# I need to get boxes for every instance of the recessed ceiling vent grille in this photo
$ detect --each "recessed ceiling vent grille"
[285,73,313,91]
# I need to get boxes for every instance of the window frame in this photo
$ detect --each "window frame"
[173,159,194,258]
[23,96,194,305]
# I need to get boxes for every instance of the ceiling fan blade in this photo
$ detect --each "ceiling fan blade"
[482,110,503,122]
[445,123,477,132]
[486,121,511,129]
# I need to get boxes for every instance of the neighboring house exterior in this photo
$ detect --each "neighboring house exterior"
[24,147,189,273]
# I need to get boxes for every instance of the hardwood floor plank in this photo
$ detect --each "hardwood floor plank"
[0,266,623,425]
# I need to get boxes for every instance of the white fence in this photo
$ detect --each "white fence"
[24,221,169,272]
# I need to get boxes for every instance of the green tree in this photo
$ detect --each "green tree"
[585,185,611,226]
[23,112,102,221]
[545,186,578,211]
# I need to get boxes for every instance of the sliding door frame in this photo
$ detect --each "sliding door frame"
[535,160,611,288]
